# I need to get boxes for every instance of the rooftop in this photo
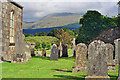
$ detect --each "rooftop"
[8,0,23,9]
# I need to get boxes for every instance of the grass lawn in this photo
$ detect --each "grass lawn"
[2,56,118,80]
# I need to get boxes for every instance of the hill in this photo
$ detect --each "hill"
[25,36,59,44]
[23,22,81,34]
[23,12,82,29]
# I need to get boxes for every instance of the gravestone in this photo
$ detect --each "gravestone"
[62,44,68,57]
[117,39,120,80]
[50,44,58,60]
[105,43,116,71]
[38,51,42,56]
[85,40,110,80]
[25,42,32,60]
[114,39,120,66]
[11,33,28,63]
[71,38,76,56]
[42,50,46,57]
[58,42,62,57]
[72,43,87,72]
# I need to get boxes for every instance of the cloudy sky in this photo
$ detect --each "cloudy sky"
[14,0,119,22]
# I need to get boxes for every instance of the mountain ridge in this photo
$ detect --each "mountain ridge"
[23,12,82,29]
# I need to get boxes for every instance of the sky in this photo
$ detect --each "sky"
[13,0,119,22]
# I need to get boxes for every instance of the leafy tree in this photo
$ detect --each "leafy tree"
[56,28,71,44]
[63,27,74,36]
[35,42,42,51]
[76,10,117,44]
[39,32,47,36]
[48,29,59,37]
[42,42,47,49]
[47,44,51,50]
[34,33,39,36]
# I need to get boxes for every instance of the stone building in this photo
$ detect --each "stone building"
[0,0,30,62]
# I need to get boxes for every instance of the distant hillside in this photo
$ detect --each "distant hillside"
[23,22,81,35]
[23,12,82,29]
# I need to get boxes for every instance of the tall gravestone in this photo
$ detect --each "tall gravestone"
[25,42,32,60]
[71,38,76,56]
[0,1,2,79]
[50,44,58,60]
[11,33,28,63]
[85,40,110,80]
[62,44,68,57]
[117,39,120,80]
[114,39,120,66]
[105,43,116,71]
[58,42,62,57]
[72,43,87,72]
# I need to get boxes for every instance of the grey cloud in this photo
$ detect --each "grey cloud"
[19,2,118,22]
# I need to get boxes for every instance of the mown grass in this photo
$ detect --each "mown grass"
[2,56,118,80]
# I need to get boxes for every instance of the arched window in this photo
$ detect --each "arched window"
[10,11,15,43]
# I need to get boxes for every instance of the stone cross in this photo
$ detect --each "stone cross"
[105,43,116,71]
[71,38,76,56]
[85,40,110,80]
[50,44,58,60]
[72,43,87,72]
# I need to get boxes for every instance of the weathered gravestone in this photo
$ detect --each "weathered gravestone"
[42,50,46,57]
[72,43,87,72]
[85,40,110,80]
[114,39,120,66]
[62,44,68,57]
[117,39,120,80]
[11,33,28,63]
[71,38,76,56]
[58,42,62,58]
[50,44,58,60]
[25,42,32,60]
[105,43,116,71]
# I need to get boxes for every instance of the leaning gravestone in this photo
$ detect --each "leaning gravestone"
[11,33,28,63]
[72,43,87,72]
[105,43,116,71]
[62,44,68,57]
[50,44,58,60]
[58,42,62,58]
[85,40,110,80]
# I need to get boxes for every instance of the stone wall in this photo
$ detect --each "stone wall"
[0,0,2,61]
[2,1,23,61]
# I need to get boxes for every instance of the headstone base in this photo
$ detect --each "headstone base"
[108,65,116,71]
[85,76,110,80]
[72,67,87,73]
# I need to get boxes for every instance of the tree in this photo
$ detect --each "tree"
[56,28,71,44]
[76,10,117,44]
[48,29,59,37]
[34,33,39,36]
[42,42,47,49]
[39,32,47,36]
[35,42,42,51]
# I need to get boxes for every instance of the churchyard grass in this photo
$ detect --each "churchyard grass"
[2,56,118,80]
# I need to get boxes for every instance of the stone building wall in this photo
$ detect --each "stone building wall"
[2,1,23,61]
